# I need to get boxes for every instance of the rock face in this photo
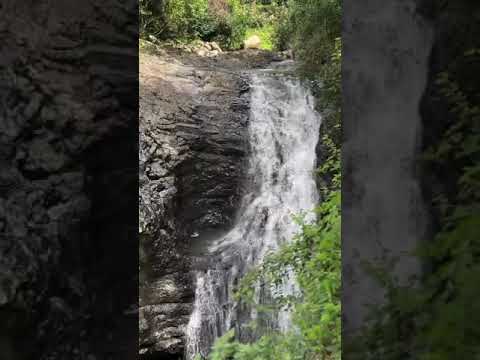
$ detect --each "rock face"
[139,52,252,358]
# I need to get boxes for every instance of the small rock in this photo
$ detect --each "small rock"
[210,42,222,52]
[196,49,207,57]
[282,50,294,59]
[148,35,159,43]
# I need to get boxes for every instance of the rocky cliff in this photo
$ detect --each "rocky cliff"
[139,48,276,358]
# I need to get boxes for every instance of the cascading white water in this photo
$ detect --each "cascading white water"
[185,63,321,360]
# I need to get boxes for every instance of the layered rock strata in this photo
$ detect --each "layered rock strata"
[139,52,252,358]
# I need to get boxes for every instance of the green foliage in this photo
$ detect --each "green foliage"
[208,329,306,360]
[271,5,291,51]
[221,0,251,49]
[139,0,298,50]
[315,37,341,192]
[292,191,341,359]
[166,0,217,39]
[140,0,169,39]
[139,0,288,50]
[203,190,341,360]
[275,0,341,69]
[140,0,233,45]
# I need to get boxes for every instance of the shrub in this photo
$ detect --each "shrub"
[140,0,291,50]
[140,0,169,39]
[166,0,218,39]
[275,0,341,69]
[221,0,251,49]
[272,4,291,51]
[139,0,233,42]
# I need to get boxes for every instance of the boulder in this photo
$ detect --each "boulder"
[243,35,261,50]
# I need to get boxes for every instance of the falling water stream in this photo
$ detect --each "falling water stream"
[185,62,321,360]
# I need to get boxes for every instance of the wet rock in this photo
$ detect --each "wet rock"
[139,52,253,357]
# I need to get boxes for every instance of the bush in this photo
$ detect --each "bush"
[276,0,341,70]
[166,0,219,40]
[140,0,293,51]
[272,5,291,51]
[140,0,232,42]
[221,0,251,49]
[140,0,169,39]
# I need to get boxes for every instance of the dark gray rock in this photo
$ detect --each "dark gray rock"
[139,52,253,358]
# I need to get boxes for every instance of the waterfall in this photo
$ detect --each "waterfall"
[185,63,321,360]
